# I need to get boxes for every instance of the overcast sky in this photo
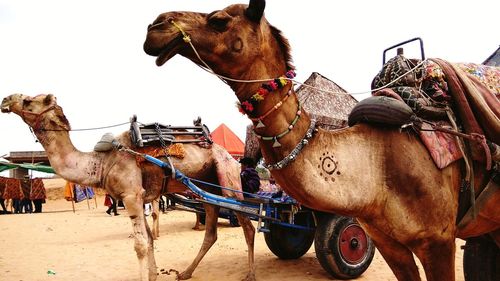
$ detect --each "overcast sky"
[1,0,498,166]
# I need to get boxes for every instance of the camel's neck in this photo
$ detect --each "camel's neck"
[33,129,103,186]
[234,76,312,167]
[231,72,384,218]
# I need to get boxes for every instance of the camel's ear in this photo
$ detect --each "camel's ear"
[245,0,265,22]
[44,94,55,105]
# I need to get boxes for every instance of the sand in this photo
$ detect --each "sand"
[0,184,466,281]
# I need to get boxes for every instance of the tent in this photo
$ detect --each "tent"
[483,45,500,66]
[210,123,245,159]
[0,161,55,174]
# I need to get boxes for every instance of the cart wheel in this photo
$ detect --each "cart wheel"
[264,211,315,259]
[314,215,374,279]
[463,236,499,281]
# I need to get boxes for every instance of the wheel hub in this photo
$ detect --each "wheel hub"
[339,224,368,264]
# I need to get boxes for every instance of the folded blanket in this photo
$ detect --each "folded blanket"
[432,59,500,162]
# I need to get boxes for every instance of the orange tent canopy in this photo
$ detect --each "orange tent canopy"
[210,123,244,158]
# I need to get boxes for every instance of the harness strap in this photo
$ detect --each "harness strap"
[21,104,57,131]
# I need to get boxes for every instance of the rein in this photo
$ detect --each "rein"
[169,20,317,170]
[169,20,426,98]
[21,104,59,132]
[21,103,129,135]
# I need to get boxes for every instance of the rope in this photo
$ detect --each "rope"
[169,20,427,97]
[40,121,130,132]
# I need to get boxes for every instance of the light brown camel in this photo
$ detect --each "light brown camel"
[143,1,500,280]
[1,93,257,281]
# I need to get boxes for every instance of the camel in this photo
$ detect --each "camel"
[0,93,257,281]
[143,1,500,280]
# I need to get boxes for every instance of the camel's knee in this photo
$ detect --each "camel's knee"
[203,232,217,247]
[134,238,149,259]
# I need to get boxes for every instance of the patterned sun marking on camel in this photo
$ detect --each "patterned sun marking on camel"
[318,151,340,182]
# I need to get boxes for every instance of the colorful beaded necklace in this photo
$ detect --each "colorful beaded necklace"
[250,89,292,128]
[238,70,296,114]
[254,100,302,148]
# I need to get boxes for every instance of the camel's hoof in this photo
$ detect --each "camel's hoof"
[177,270,192,280]
[242,272,256,281]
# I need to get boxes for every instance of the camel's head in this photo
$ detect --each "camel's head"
[143,0,293,90]
[1,93,70,131]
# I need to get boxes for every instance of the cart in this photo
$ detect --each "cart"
[126,148,375,279]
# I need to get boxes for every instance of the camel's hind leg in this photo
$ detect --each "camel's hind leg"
[363,226,421,281]
[151,199,160,240]
[122,194,158,281]
[177,204,220,280]
[235,212,256,281]
[413,239,456,281]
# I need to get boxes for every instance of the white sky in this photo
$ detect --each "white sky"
[0,0,498,162]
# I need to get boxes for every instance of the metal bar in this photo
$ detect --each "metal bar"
[138,152,282,222]
[169,204,205,214]
[142,139,204,144]
[143,125,203,130]
[139,129,203,135]
[383,37,425,65]
[131,121,143,147]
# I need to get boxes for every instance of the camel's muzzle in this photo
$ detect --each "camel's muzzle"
[1,99,11,113]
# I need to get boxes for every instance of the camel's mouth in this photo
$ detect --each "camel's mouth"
[145,35,185,67]
[1,102,11,113]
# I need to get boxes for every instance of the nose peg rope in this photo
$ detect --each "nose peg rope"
[167,20,426,97]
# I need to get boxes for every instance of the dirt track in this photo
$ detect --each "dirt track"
[0,192,465,281]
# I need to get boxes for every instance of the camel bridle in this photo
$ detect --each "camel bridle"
[21,103,58,131]
[166,20,318,170]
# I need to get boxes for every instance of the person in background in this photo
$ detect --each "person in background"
[144,203,152,216]
[30,177,46,213]
[20,176,33,214]
[105,193,119,216]
[239,157,261,198]
[4,178,22,213]
[8,179,19,213]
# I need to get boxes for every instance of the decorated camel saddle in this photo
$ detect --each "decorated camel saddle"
[94,115,213,161]
[350,47,500,170]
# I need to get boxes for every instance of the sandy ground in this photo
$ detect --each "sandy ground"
[0,184,466,281]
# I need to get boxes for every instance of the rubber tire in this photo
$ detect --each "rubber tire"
[264,211,315,259]
[463,236,500,281]
[348,96,414,127]
[314,215,375,279]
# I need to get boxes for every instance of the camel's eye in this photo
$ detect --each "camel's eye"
[207,11,230,32]
[23,99,32,109]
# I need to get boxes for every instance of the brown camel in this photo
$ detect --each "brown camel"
[1,93,257,281]
[143,1,500,280]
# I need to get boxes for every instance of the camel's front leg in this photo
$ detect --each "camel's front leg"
[414,239,456,281]
[177,204,220,280]
[236,213,256,281]
[123,194,158,281]
[362,224,421,281]
[151,199,160,240]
